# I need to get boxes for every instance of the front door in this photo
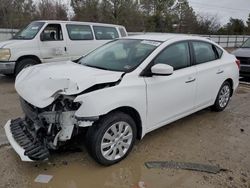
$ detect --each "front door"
[145,41,197,129]
[39,23,69,63]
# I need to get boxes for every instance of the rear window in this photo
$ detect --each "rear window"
[93,26,119,40]
[66,24,93,40]
[192,41,217,64]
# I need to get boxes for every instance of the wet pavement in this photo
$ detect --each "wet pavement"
[0,74,250,188]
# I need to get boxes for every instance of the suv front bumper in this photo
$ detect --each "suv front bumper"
[240,64,250,77]
[0,61,15,74]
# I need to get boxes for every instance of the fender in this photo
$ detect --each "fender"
[74,77,147,135]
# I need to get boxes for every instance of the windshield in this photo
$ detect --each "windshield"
[79,39,161,72]
[13,22,45,40]
[242,38,250,48]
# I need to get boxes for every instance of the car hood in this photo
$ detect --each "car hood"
[15,61,123,108]
[0,40,29,48]
[231,48,250,58]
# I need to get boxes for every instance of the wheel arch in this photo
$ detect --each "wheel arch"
[15,55,42,74]
[224,78,234,96]
[107,106,143,140]
[16,55,41,64]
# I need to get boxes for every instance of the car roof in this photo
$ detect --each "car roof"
[124,34,211,42]
[35,20,125,28]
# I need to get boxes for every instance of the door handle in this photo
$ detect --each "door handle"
[185,78,196,83]
[216,70,224,74]
[64,47,67,52]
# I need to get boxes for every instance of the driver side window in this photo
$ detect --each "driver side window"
[154,42,190,70]
[41,24,63,41]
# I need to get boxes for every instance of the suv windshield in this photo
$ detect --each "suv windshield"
[79,39,161,72]
[242,38,250,48]
[13,22,45,40]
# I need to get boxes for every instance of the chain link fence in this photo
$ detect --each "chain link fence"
[0,29,249,48]
[129,32,250,48]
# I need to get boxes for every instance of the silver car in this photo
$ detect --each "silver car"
[232,38,250,77]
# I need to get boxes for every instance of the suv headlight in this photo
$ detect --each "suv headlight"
[0,48,11,61]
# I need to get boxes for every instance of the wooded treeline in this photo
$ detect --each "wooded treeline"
[0,0,250,35]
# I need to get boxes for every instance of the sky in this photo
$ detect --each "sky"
[187,0,250,25]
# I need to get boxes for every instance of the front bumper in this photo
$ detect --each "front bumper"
[240,64,250,77]
[0,61,15,74]
[4,118,49,162]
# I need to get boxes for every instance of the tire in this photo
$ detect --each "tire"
[212,81,232,112]
[86,111,137,166]
[15,58,38,76]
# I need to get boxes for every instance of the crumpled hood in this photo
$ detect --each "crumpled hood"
[15,61,123,108]
[231,48,250,58]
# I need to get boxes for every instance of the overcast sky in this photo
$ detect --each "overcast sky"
[188,0,250,25]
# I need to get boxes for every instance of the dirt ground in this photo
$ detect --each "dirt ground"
[0,74,250,188]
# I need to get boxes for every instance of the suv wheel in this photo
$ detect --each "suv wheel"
[15,58,38,76]
[86,111,137,166]
[212,81,232,112]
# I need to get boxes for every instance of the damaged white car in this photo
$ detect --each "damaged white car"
[4,35,239,165]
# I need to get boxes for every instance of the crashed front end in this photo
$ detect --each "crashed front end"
[5,95,94,161]
[4,61,123,161]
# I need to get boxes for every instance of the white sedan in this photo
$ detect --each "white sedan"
[4,34,239,165]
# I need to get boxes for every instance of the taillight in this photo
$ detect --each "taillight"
[235,59,240,69]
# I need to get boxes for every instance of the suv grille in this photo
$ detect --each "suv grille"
[236,57,250,65]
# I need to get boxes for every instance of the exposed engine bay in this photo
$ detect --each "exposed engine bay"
[10,95,95,161]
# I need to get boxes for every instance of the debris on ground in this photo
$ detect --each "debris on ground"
[240,128,244,133]
[34,174,53,184]
[145,161,228,174]
[132,181,147,188]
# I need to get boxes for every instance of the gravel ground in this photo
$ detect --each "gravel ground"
[0,74,250,188]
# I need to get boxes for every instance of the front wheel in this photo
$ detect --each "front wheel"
[212,81,232,112]
[15,58,38,76]
[86,112,137,166]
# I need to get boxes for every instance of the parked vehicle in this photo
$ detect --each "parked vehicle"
[4,34,239,165]
[232,38,250,77]
[0,20,127,76]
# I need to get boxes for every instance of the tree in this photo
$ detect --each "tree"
[173,0,199,33]
[197,14,221,34]
[35,0,68,20]
[246,13,250,34]
[140,0,176,32]
[71,0,100,22]
[0,0,36,28]
[223,18,246,35]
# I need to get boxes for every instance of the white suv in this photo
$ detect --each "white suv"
[4,34,239,165]
[0,20,127,76]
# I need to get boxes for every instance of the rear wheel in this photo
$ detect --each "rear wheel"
[15,58,38,76]
[212,81,232,112]
[86,111,137,166]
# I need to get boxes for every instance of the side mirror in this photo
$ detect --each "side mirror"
[151,64,174,76]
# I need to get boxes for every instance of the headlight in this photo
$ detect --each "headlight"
[0,48,11,61]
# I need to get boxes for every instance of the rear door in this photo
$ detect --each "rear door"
[65,24,95,60]
[92,25,120,47]
[191,41,225,109]
[39,23,69,63]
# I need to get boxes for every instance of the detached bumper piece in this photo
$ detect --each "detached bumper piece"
[4,118,49,161]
